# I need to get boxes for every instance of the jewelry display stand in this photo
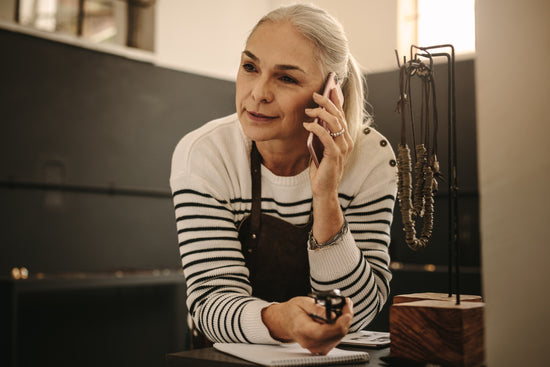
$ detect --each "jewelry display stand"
[390,293,484,367]
[389,45,485,367]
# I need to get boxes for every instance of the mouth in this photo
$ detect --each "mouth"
[246,110,278,122]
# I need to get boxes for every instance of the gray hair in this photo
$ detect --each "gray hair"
[249,3,370,144]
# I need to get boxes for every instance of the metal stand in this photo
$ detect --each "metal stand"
[396,44,461,304]
[390,45,485,367]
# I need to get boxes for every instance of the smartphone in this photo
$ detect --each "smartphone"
[307,72,344,167]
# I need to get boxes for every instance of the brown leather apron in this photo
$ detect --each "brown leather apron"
[237,142,312,302]
[189,142,312,348]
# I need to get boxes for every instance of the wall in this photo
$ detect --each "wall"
[155,0,399,80]
[0,28,236,274]
[475,0,550,365]
[291,0,399,73]
[0,28,236,366]
[0,1,14,22]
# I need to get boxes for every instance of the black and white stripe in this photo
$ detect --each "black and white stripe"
[169,113,398,343]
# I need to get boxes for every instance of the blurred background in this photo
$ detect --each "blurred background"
[0,1,547,366]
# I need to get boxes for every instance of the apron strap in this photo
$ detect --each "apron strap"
[248,142,262,251]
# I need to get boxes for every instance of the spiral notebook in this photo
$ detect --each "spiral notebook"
[213,342,369,366]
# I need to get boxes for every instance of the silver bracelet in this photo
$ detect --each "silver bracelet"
[308,220,349,251]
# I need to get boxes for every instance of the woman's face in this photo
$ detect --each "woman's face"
[236,21,325,146]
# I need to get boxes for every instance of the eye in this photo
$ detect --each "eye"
[242,63,256,72]
[279,75,297,84]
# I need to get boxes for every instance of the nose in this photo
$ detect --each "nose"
[251,77,274,103]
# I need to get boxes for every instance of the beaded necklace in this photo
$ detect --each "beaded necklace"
[395,56,441,251]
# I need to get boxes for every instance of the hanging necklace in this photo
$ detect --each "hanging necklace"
[395,56,441,251]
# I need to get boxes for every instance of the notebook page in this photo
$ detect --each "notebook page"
[214,342,369,367]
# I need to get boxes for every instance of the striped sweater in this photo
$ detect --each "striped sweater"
[170,113,397,344]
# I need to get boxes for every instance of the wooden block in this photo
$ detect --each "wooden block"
[393,292,483,304]
[390,300,485,367]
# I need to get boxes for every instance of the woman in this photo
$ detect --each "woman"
[170,4,397,355]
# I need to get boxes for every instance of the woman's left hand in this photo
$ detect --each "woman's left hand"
[303,90,353,196]
[303,89,353,242]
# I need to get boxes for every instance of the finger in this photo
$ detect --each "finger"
[307,344,337,356]
[292,298,353,355]
[305,121,351,164]
[295,296,329,323]
[295,316,349,355]
[308,313,328,324]
[305,108,343,137]
[313,91,343,115]
[300,323,348,356]
[341,129,354,155]
[308,99,346,136]
[342,297,354,315]
[332,300,353,333]
[306,107,348,147]
[298,322,334,344]
[303,121,338,153]
[330,85,344,109]
[305,300,333,320]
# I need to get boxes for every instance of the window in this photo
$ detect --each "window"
[13,0,155,51]
[398,0,475,58]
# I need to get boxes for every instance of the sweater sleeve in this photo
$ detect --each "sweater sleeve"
[170,119,279,344]
[307,129,398,331]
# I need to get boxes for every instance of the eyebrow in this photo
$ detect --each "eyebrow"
[242,50,306,74]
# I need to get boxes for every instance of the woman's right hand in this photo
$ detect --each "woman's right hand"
[261,296,353,355]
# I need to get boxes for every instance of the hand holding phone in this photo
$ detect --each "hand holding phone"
[306,72,344,167]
